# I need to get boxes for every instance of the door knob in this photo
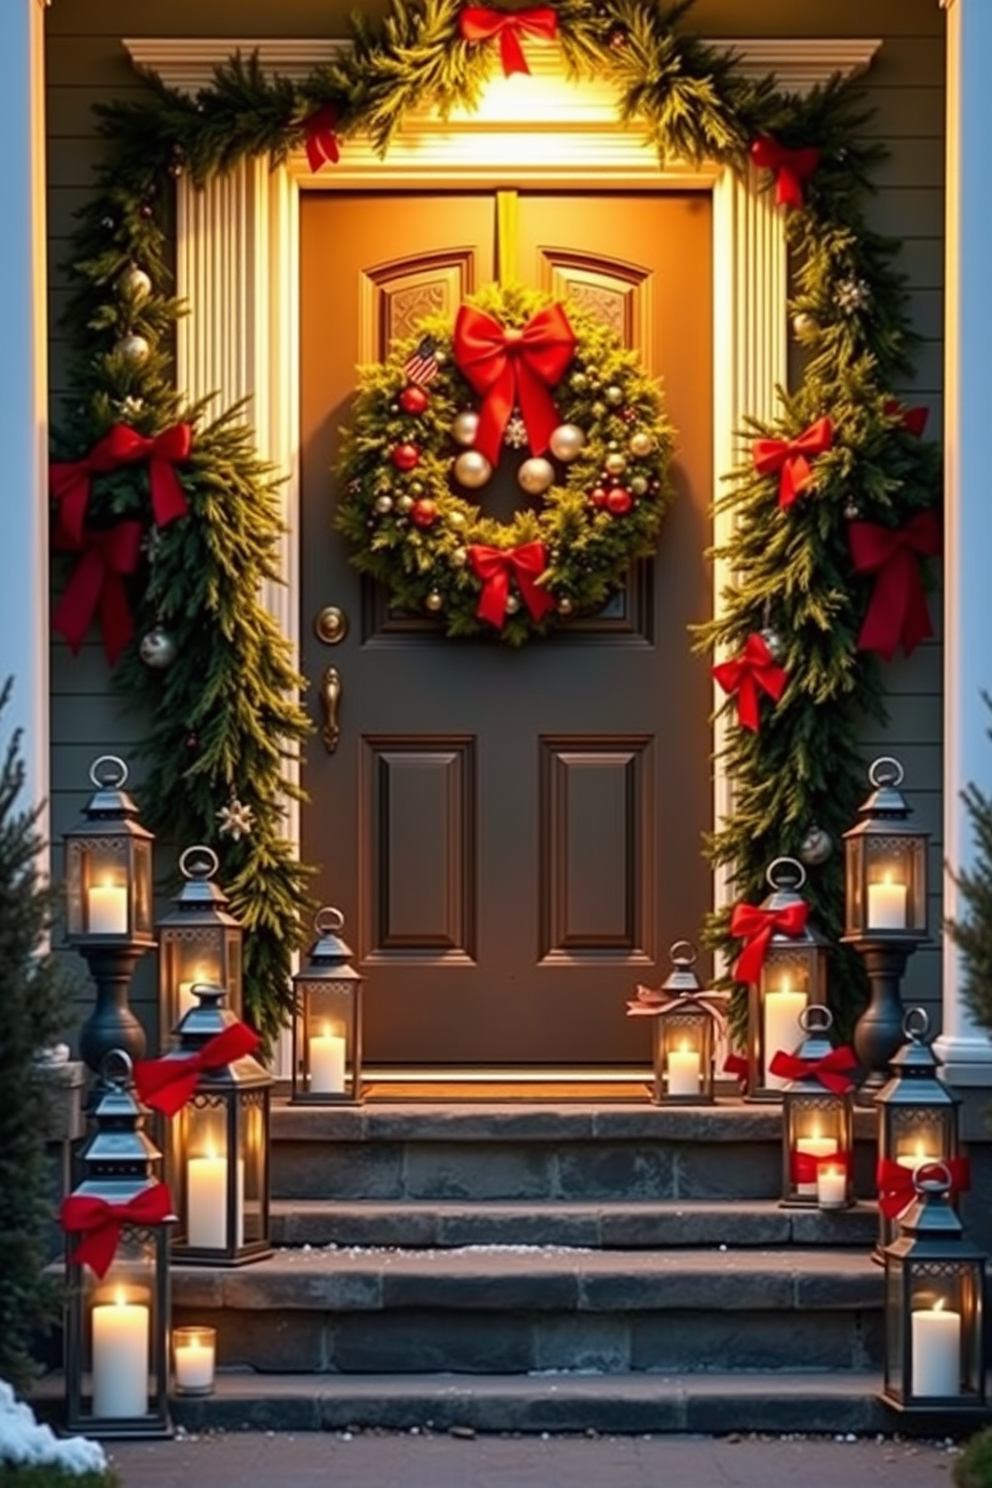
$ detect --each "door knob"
[313,605,349,645]
[320,666,342,755]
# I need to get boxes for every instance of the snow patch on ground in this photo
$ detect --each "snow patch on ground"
[0,1379,107,1476]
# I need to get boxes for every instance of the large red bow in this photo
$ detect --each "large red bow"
[750,136,821,209]
[60,1182,175,1278]
[848,509,941,660]
[453,303,575,465]
[768,1045,859,1095]
[876,1156,971,1221]
[458,5,558,75]
[791,1149,850,1186]
[469,541,555,629]
[134,1021,260,1118]
[50,423,191,546]
[627,985,727,1033]
[723,1052,749,1088]
[884,399,929,438]
[729,899,810,985]
[712,633,787,732]
[752,417,834,508]
[52,521,143,666]
[304,105,341,172]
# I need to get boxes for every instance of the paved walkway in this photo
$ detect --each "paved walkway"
[105,1429,961,1488]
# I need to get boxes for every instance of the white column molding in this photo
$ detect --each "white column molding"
[937,0,992,1083]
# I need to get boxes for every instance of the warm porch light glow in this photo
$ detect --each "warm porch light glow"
[867,871,908,930]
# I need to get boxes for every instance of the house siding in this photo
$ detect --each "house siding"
[45,0,946,1034]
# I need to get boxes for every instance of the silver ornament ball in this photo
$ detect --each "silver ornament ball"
[549,424,586,463]
[117,333,150,364]
[570,372,589,393]
[452,410,480,448]
[450,546,468,568]
[505,594,521,615]
[518,457,555,496]
[630,475,649,497]
[453,450,493,489]
[139,625,177,669]
[557,596,573,616]
[605,385,624,406]
[604,452,627,478]
[396,493,415,514]
[799,825,833,866]
[628,431,655,459]
[425,590,444,613]
[760,626,785,662]
[844,500,860,521]
[121,265,152,301]
[374,494,394,514]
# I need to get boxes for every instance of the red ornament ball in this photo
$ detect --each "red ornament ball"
[606,487,633,515]
[391,442,421,472]
[589,486,608,508]
[411,497,439,529]
[399,385,430,415]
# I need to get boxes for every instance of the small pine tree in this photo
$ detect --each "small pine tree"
[946,696,992,1035]
[0,681,72,1393]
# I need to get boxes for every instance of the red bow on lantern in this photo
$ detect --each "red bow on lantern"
[60,1182,175,1278]
[848,509,941,660]
[791,1149,850,1186]
[749,136,821,209]
[883,399,929,438]
[303,104,341,173]
[468,541,555,629]
[458,5,558,75]
[712,633,788,732]
[52,520,143,666]
[134,1022,261,1118]
[752,417,834,508]
[768,1045,859,1095]
[50,422,192,546]
[723,1052,749,1088]
[627,985,727,1033]
[453,303,575,465]
[876,1156,971,1221]
[729,899,810,986]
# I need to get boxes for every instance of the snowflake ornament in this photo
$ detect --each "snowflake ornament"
[117,394,145,419]
[835,277,871,314]
[217,796,254,841]
[503,411,528,449]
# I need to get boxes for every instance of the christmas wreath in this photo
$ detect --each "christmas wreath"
[336,283,676,642]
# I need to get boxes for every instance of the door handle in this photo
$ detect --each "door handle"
[320,666,342,754]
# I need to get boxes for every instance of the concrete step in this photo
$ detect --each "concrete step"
[269,1197,880,1250]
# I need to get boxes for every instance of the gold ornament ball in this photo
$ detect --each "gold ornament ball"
[793,311,815,336]
[570,371,589,393]
[425,590,444,613]
[558,597,573,616]
[630,475,649,497]
[591,401,607,419]
[396,493,415,514]
[628,431,655,459]
[605,385,624,406]
[449,510,467,529]
[117,333,150,363]
[505,594,521,615]
[451,546,468,568]
[549,424,586,463]
[452,410,480,447]
[121,265,152,300]
[604,452,627,478]
[453,450,493,489]
[518,457,555,496]
[374,494,394,514]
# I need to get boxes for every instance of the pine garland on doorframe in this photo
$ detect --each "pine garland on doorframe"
[51,0,942,1040]
[946,697,992,1041]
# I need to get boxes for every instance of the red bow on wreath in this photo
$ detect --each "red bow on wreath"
[876,1156,971,1221]
[729,899,810,985]
[752,417,834,508]
[469,541,555,629]
[458,5,558,75]
[884,399,929,438]
[712,633,787,732]
[749,136,821,209]
[453,303,575,465]
[303,105,341,172]
[768,1046,859,1095]
[848,509,941,660]
[50,422,191,546]
[60,1182,175,1278]
[134,1022,261,1118]
[52,520,143,666]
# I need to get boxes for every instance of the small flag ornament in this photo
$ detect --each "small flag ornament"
[404,336,440,387]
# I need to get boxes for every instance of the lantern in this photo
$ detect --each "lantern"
[291,907,364,1104]
[882,1166,986,1413]
[63,756,155,1075]
[626,941,719,1104]
[875,1007,963,1254]
[745,858,830,1102]
[157,845,243,1053]
[166,987,272,1265]
[779,1007,855,1210]
[62,1053,173,1439]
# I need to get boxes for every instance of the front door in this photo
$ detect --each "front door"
[300,189,712,1069]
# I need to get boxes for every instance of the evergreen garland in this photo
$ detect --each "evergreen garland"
[53,0,941,1037]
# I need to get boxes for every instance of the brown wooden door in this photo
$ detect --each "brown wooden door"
[300,190,712,1069]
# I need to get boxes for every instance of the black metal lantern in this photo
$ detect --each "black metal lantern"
[843,758,931,1096]
[882,1166,986,1413]
[62,1053,173,1439]
[291,907,364,1104]
[627,941,718,1105]
[63,756,155,1076]
[156,845,243,1053]
[780,1007,854,1210]
[166,987,272,1265]
[746,858,830,1102]
[875,1007,962,1254]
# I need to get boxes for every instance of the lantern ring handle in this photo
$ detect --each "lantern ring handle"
[765,856,807,892]
[99,1048,133,1088]
[903,1005,930,1043]
[798,1004,833,1034]
[669,939,698,967]
[179,844,220,881]
[89,754,129,790]
[315,906,345,935]
[911,1159,952,1197]
[869,755,905,789]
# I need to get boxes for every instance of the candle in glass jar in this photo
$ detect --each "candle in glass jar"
[816,1162,848,1209]
[310,1025,347,1095]
[92,1292,149,1418]
[174,1327,216,1395]
[763,982,807,1089]
[88,881,128,935]
[667,1045,701,1098]
[795,1133,838,1197]
[867,873,908,930]
[911,1301,961,1397]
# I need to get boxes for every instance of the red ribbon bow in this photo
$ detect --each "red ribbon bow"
[768,1045,859,1095]
[468,541,555,629]
[304,105,341,173]
[752,417,834,508]
[134,1021,261,1118]
[884,399,929,438]
[458,5,558,75]
[876,1156,971,1221]
[50,423,192,546]
[712,633,788,732]
[453,303,575,465]
[60,1182,175,1278]
[52,520,144,666]
[723,1052,749,1088]
[848,509,941,660]
[791,1150,850,1186]
[750,136,821,209]
[729,899,810,985]
[627,985,727,1033]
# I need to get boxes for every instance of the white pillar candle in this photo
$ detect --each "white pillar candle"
[816,1163,848,1209]
[794,1136,838,1197]
[762,987,807,1088]
[666,1046,701,1098]
[92,1296,149,1418]
[88,882,128,935]
[911,1303,962,1397]
[896,1141,940,1170]
[174,1329,216,1394]
[310,1029,347,1095]
[867,875,908,930]
[187,1154,245,1249]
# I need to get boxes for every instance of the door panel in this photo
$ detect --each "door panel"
[300,190,712,1069]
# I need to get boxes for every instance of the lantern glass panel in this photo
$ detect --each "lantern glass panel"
[80,1229,161,1423]
[758,948,820,1089]
[133,839,153,936]
[303,978,358,1098]
[907,1261,983,1402]
[173,1096,244,1253]
[883,1106,957,1169]
[67,839,130,937]
[241,1090,269,1247]
[884,1262,907,1400]
[863,835,927,935]
[784,1092,853,1204]
[160,928,242,1036]
[845,836,866,936]
[653,1009,713,1103]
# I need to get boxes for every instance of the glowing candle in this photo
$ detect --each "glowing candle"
[177,967,216,1021]
[896,1139,940,1171]
[763,981,807,1089]
[187,1149,244,1250]
[310,1025,347,1095]
[867,873,908,931]
[92,1292,149,1418]
[816,1162,848,1209]
[911,1300,961,1397]
[88,881,128,935]
[795,1131,838,1197]
[174,1327,216,1395]
[666,1045,701,1098]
